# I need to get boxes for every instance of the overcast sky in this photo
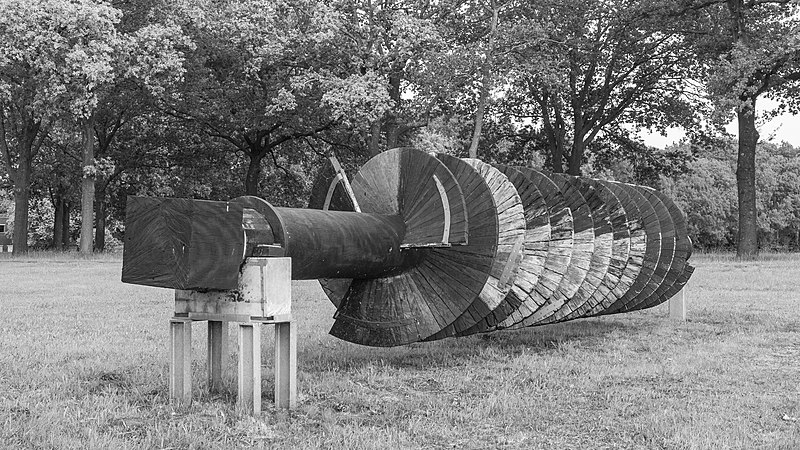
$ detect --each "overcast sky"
[641,98,800,149]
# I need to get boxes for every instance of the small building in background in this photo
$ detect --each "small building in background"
[0,211,11,252]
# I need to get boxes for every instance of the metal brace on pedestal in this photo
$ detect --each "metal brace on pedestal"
[168,257,296,414]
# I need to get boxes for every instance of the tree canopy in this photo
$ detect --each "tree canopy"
[0,0,798,254]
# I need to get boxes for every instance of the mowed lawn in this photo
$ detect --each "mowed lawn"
[1,253,798,449]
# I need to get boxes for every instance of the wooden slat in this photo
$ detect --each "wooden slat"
[648,264,695,308]
[585,182,634,314]
[399,148,469,246]
[631,189,693,311]
[594,183,662,316]
[516,172,593,325]
[497,168,574,329]
[423,156,525,341]
[580,182,646,316]
[614,187,676,313]
[351,149,401,215]
[557,179,630,320]
[538,175,614,324]
[458,165,551,334]
[330,277,413,347]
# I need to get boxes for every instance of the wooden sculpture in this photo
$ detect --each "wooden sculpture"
[122,147,694,347]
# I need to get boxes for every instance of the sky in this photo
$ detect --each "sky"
[640,98,800,149]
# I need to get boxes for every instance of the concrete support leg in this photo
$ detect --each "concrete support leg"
[169,319,192,404]
[207,320,227,393]
[669,288,686,321]
[237,323,261,414]
[274,321,297,409]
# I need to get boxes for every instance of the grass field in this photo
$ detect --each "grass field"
[1,253,798,449]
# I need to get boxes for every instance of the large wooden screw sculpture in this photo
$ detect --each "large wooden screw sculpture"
[123,147,693,349]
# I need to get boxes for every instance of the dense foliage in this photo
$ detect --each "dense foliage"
[0,0,798,253]
[665,140,800,250]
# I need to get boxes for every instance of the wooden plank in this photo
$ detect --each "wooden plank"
[416,154,503,338]
[561,179,630,320]
[420,254,485,311]
[539,175,613,324]
[498,167,574,329]
[329,273,428,346]
[434,158,525,337]
[521,173,594,326]
[599,185,646,311]
[402,271,445,341]
[351,148,400,215]
[633,189,694,311]
[620,187,676,312]
[353,147,468,248]
[594,182,661,316]
[405,270,453,331]
[318,279,351,309]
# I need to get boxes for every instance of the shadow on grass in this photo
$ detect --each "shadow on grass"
[303,316,656,373]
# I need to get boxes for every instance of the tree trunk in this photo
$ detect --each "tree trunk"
[4,124,37,255]
[469,85,490,160]
[385,73,403,150]
[545,109,567,173]
[80,117,95,254]
[567,138,585,176]
[550,144,563,172]
[369,119,382,156]
[62,200,71,249]
[468,1,499,160]
[53,193,65,250]
[94,197,106,252]
[11,167,30,254]
[736,100,759,259]
[245,150,265,196]
[386,124,401,150]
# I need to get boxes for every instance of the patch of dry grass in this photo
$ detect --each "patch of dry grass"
[1,254,798,449]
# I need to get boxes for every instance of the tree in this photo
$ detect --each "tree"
[755,142,800,248]
[664,139,800,250]
[466,0,500,158]
[36,127,81,250]
[0,0,188,253]
[0,0,82,254]
[500,0,699,174]
[165,0,391,196]
[679,0,800,258]
[329,0,476,156]
[73,11,188,253]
